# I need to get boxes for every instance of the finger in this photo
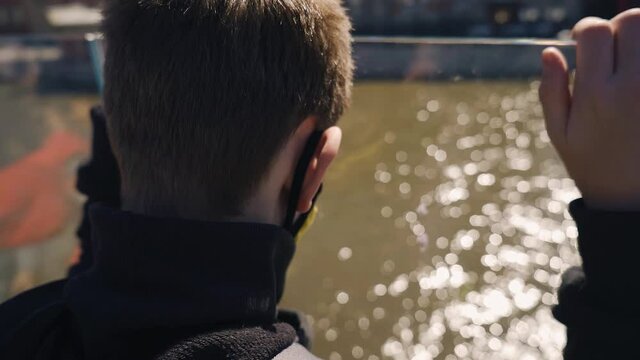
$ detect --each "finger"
[612,9,640,75]
[540,47,571,150]
[572,17,615,84]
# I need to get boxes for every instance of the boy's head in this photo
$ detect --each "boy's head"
[102,0,353,221]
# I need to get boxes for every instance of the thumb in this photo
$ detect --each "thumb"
[540,47,571,151]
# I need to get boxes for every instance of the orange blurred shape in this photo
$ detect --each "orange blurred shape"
[0,131,88,249]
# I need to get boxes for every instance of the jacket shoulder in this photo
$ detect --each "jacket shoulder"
[0,279,67,346]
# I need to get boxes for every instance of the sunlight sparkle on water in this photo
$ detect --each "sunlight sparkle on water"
[368,82,577,359]
[303,82,580,360]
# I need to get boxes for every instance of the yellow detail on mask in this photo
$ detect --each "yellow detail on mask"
[294,205,319,243]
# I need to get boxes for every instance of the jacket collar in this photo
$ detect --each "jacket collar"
[65,204,295,342]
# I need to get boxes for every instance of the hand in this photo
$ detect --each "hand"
[0,131,87,249]
[540,9,640,210]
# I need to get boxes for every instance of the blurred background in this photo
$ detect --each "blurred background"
[0,0,637,36]
[0,1,636,360]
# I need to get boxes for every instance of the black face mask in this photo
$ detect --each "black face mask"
[283,131,324,241]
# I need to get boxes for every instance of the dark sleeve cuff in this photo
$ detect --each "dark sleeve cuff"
[569,198,640,306]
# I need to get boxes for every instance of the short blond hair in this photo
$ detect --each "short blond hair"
[102,0,353,217]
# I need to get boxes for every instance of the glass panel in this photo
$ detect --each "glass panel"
[282,39,577,360]
[0,34,98,298]
[0,35,578,360]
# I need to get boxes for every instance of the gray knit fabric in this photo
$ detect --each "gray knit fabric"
[156,323,296,360]
[273,343,320,360]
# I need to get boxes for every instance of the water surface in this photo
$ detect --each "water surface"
[0,81,580,359]
[282,81,579,360]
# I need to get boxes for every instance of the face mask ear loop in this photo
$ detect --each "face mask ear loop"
[283,131,324,234]
[291,185,322,241]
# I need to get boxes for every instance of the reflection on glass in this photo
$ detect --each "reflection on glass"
[0,35,579,360]
[0,35,97,298]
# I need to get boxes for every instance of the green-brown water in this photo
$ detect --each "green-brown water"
[0,81,579,359]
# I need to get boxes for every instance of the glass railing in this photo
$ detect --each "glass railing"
[0,34,99,301]
[0,35,577,360]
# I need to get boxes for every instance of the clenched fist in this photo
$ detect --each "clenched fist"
[540,9,640,210]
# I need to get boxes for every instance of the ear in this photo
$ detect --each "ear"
[297,126,342,213]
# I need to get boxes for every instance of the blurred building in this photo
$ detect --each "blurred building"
[2,0,638,36]
[0,0,101,34]
[583,0,640,18]
[0,0,34,33]
[345,0,585,37]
